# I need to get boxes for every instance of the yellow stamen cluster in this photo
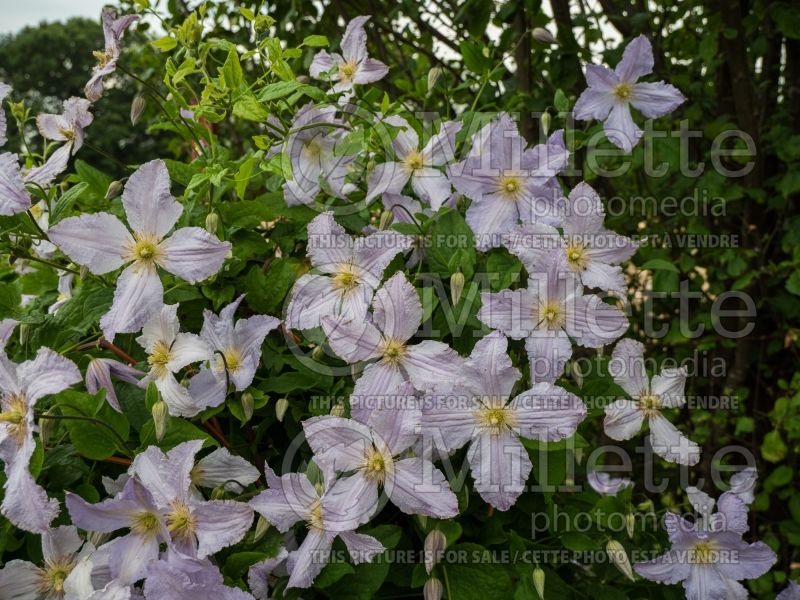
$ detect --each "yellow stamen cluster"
[130,510,162,538]
[332,263,360,293]
[93,49,114,67]
[689,540,717,564]
[38,557,76,596]
[381,339,406,365]
[565,243,589,272]
[303,139,323,160]
[498,175,522,199]
[221,347,242,373]
[403,150,424,173]
[613,82,633,101]
[338,61,358,82]
[129,234,163,268]
[362,446,393,484]
[539,301,565,330]
[638,393,662,416]
[0,394,29,445]
[58,127,76,141]
[475,404,517,435]
[307,500,325,530]
[148,341,172,379]
[167,501,197,544]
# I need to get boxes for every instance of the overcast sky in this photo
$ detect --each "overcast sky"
[1,0,111,34]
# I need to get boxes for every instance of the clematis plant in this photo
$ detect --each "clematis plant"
[84,7,139,101]
[36,97,94,154]
[48,159,231,341]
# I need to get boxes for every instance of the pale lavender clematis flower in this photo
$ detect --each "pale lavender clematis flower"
[0,525,92,600]
[634,487,776,599]
[48,159,231,341]
[447,114,569,250]
[586,470,633,496]
[603,338,700,465]
[249,464,384,589]
[309,16,388,93]
[136,304,212,417]
[286,211,411,330]
[36,97,94,154]
[282,103,357,206]
[66,476,171,585]
[0,348,80,532]
[574,35,685,152]
[130,441,254,559]
[63,555,133,600]
[322,271,464,398]
[478,250,628,384]
[189,295,280,410]
[85,8,140,102]
[144,552,254,600]
[504,182,638,295]
[303,403,458,518]
[0,82,11,147]
[85,357,144,412]
[778,582,800,600]
[366,116,462,209]
[422,332,585,510]
[247,548,289,600]
[47,272,74,314]
[190,447,260,493]
[0,152,33,215]
[0,318,16,350]
[728,466,757,505]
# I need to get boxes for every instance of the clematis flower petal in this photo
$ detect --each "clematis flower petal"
[16,347,80,405]
[633,550,691,584]
[586,470,633,496]
[466,195,522,252]
[403,340,463,391]
[467,431,532,511]
[509,382,586,441]
[477,288,539,340]
[609,338,648,397]
[0,153,32,215]
[713,538,777,581]
[386,457,457,518]
[648,412,700,465]
[322,315,383,363]
[729,467,757,504]
[339,531,385,564]
[524,332,572,385]
[631,81,685,118]
[187,368,227,410]
[122,159,183,239]
[615,34,654,83]
[0,318,16,349]
[192,447,260,492]
[47,212,133,274]
[341,15,370,63]
[303,415,373,473]
[286,274,351,331]
[285,528,335,589]
[463,331,521,398]
[353,230,413,285]
[371,271,421,342]
[248,548,289,600]
[0,560,42,599]
[650,367,687,407]
[0,82,10,147]
[604,102,642,152]
[604,398,644,440]
[411,168,452,209]
[309,50,338,78]
[306,212,356,271]
[421,120,462,166]
[250,466,318,532]
[353,58,389,84]
[159,227,231,283]
[192,500,254,558]
[2,437,60,533]
[365,161,409,202]
[85,358,143,412]
[352,360,406,400]
[166,333,212,372]
[144,553,254,600]
[100,264,164,342]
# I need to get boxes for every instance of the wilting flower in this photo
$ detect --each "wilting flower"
[136,304,212,417]
[573,35,685,152]
[0,348,80,532]
[587,470,633,496]
[603,338,700,465]
[0,525,93,599]
[285,211,411,330]
[303,407,458,518]
[0,81,10,147]
[478,250,628,384]
[190,447,260,493]
[48,159,231,341]
[85,8,140,102]
[447,113,569,250]
[322,271,463,397]
[129,441,254,558]
[249,464,384,588]
[85,357,144,412]
[248,548,289,600]
[189,295,280,410]
[309,16,388,93]
[282,103,357,206]
[634,482,776,599]
[504,182,638,294]
[422,332,585,510]
[144,551,255,600]
[36,97,94,154]
[66,477,169,584]
[365,116,462,209]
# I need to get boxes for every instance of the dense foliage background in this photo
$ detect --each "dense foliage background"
[0,0,798,598]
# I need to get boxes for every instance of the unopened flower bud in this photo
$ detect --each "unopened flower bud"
[330,403,345,417]
[533,566,545,598]
[606,540,635,581]
[481,46,490,58]
[424,530,446,574]
[275,397,289,422]
[87,532,111,547]
[625,513,635,538]
[423,577,443,600]
[637,499,654,512]
[541,111,552,136]
[79,265,90,280]
[211,485,227,499]
[532,27,557,44]
[205,211,219,234]
[105,180,124,200]
[311,345,326,361]
[254,515,270,542]
[241,391,254,423]
[152,400,169,442]
[379,209,394,230]
[570,359,583,388]
[18,323,30,347]
[450,271,465,305]
[427,67,443,95]
[130,95,146,125]
[38,412,55,446]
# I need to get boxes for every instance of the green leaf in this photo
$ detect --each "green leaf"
[554,88,569,112]
[233,93,270,122]
[139,418,217,451]
[786,270,800,295]
[235,155,257,200]
[151,36,178,52]
[761,430,787,463]
[51,182,89,223]
[302,34,329,47]
[439,543,514,599]
[640,258,680,273]
[56,390,130,461]
[0,282,21,319]
[221,47,243,90]
[460,41,490,73]
[258,80,302,102]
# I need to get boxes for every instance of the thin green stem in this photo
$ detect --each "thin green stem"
[37,412,132,457]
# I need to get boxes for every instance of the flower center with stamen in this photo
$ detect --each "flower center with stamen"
[167,501,197,544]
[613,82,633,101]
[380,339,406,365]
[362,446,393,485]
[498,175,523,199]
[38,557,76,596]
[303,139,323,159]
[565,242,589,271]
[129,234,163,267]
[539,301,565,330]
[93,49,114,67]
[307,500,324,530]
[58,127,75,141]
[0,394,29,445]
[690,540,717,564]
[332,263,360,293]
[148,340,172,379]
[338,61,358,82]
[475,404,517,435]
[403,150,424,173]
[130,510,162,538]
[638,393,661,416]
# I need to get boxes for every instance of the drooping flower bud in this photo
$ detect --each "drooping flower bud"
[532,27,557,44]
[423,577,443,600]
[253,515,270,542]
[379,209,394,230]
[450,271,465,305]
[311,345,327,361]
[625,513,635,538]
[152,400,169,442]
[38,411,55,446]
[105,180,124,200]
[205,211,219,234]
[275,397,289,422]
[18,323,30,347]
[241,391,254,422]
[211,485,227,500]
[79,265,90,280]
[427,67,443,95]
[424,530,446,574]
[532,566,546,599]
[606,539,635,581]
[130,95,146,126]
[541,111,552,136]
